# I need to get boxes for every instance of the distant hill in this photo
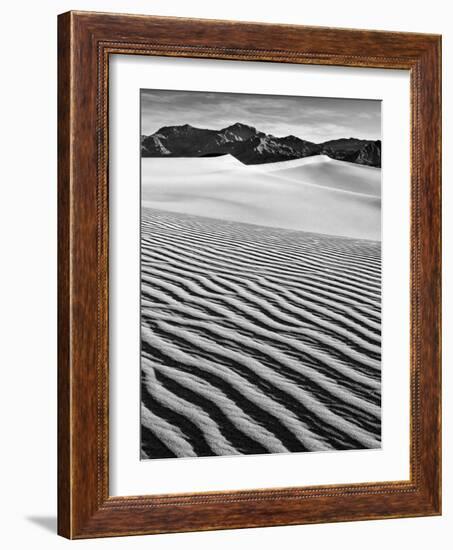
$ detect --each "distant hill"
[320,138,381,167]
[141,123,381,167]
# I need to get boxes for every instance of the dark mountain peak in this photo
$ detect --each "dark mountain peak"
[280,134,318,147]
[233,133,320,165]
[320,137,381,167]
[221,122,258,141]
[321,137,369,147]
[355,141,381,167]
[155,123,199,135]
[141,122,381,167]
[223,122,257,132]
[141,134,171,156]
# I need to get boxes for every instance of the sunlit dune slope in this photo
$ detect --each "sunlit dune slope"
[142,155,381,240]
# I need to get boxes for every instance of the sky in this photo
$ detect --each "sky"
[141,89,381,144]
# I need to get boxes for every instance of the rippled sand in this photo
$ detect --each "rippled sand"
[140,209,381,459]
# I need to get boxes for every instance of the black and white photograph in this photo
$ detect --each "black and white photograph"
[1,1,445,544]
[140,89,382,460]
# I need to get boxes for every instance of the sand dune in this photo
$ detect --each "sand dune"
[142,155,381,240]
[141,209,381,459]
[250,154,381,196]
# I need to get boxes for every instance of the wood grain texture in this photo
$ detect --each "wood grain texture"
[57,10,442,539]
[57,11,71,538]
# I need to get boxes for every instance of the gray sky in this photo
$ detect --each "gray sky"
[141,89,381,144]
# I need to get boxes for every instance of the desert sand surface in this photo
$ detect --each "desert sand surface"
[142,155,381,240]
[141,209,381,459]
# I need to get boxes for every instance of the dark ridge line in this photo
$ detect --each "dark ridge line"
[144,260,381,332]
[145,324,377,449]
[141,373,215,457]
[142,244,382,302]
[141,424,178,460]
[154,367,273,455]
[142,341,311,452]
[140,210,382,459]
[141,271,382,355]
[141,255,381,315]
[142,230,382,284]
[142,207,382,245]
[141,123,381,168]
[150,321,381,434]
[141,214,382,270]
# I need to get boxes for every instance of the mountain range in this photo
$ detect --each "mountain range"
[141,122,381,167]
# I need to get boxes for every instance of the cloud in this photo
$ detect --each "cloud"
[141,89,381,143]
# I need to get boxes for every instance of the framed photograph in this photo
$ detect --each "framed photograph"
[58,11,441,539]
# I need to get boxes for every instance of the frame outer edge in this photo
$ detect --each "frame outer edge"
[57,11,73,539]
[424,35,442,514]
[409,38,442,515]
[59,10,108,538]
[435,35,442,515]
[57,10,442,538]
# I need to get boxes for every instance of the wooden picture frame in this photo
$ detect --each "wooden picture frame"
[58,10,441,539]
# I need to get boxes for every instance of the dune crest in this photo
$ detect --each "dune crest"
[142,155,381,241]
